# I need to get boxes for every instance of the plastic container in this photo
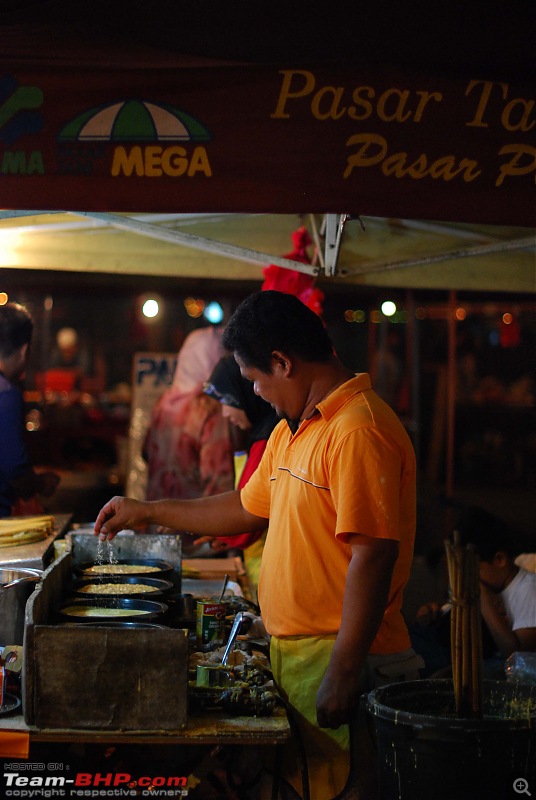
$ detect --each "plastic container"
[367,679,536,800]
[506,651,536,686]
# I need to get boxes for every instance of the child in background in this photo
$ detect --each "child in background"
[456,506,536,660]
[410,506,536,678]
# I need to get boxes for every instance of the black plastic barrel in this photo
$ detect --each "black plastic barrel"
[367,679,536,800]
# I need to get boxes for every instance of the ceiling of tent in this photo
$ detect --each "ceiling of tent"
[0,211,534,294]
[0,2,534,293]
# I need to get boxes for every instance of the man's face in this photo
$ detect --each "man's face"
[235,355,297,420]
[479,557,506,592]
[5,343,29,382]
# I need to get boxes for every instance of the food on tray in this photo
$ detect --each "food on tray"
[0,515,55,548]
[0,531,46,548]
[78,582,159,594]
[61,605,151,617]
[219,684,278,716]
[190,647,270,671]
[83,564,161,575]
[189,645,277,716]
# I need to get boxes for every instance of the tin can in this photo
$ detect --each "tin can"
[196,600,226,645]
[196,664,231,688]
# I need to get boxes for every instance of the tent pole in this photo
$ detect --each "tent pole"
[446,290,457,502]
[71,211,319,277]
[406,290,421,460]
[346,235,535,276]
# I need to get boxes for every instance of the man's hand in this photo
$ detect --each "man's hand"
[316,665,361,729]
[190,535,228,552]
[94,496,149,541]
[415,601,442,627]
[94,490,266,544]
[315,534,398,729]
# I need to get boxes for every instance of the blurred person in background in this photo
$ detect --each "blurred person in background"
[48,326,106,392]
[143,326,234,554]
[456,506,536,662]
[410,505,535,678]
[0,302,60,517]
[203,354,279,591]
[50,327,91,374]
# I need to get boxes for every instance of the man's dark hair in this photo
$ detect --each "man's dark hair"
[222,291,333,372]
[0,302,33,359]
[454,505,515,562]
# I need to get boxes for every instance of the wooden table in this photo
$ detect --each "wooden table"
[0,708,290,798]
[1,708,290,745]
[1,550,286,795]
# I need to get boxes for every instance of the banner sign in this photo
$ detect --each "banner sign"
[0,65,533,225]
[126,352,177,501]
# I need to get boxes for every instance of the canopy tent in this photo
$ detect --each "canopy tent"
[1,2,534,509]
[0,2,534,289]
[0,211,534,294]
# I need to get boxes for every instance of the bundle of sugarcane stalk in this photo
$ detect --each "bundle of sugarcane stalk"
[445,532,483,717]
[0,515,55,548]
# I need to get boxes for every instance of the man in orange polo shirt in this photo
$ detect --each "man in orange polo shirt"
[95,290,422,798]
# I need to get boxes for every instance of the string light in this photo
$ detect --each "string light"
[184,297,205,318]
[137,292,163,322]
[344,309,366,323]
[142,298,159,318]
[381,301,397,317]
[204,301,224,324]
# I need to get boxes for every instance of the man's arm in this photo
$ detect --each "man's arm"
[316,534,398,729]
[480,582,536,658]
[94,490,267,542]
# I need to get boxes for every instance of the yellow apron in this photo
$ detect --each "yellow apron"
[270,635,350,799]
[270,636,424,799]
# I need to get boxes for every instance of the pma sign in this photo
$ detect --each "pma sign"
[135,354,177,388]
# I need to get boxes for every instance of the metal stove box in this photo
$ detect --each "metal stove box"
[23,532,188,731]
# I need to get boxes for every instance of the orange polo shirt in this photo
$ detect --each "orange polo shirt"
[240,373,416,654]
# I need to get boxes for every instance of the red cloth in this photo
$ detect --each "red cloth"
[261,226,324,316]
[219,439,267,550]
[11,496,45,516]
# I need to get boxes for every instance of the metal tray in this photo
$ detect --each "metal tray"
[0,692,21,716]
[71,575,174,598]
[75,558,175,578]
[58,596,168,622]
